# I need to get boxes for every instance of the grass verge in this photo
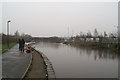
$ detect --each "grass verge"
[1,42,17,54]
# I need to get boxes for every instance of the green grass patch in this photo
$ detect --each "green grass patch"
[68,41,118,50]
[63,41,69,44]
[0,44,2,54]
[1,42,17,54]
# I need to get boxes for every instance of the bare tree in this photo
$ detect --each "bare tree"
[104,31,107,37]
[21,33,25,37]
[14,30,19,37]
[109,33,115,38]
[87,31,92,38]
[79,32,83,37]
[94,28,98,37]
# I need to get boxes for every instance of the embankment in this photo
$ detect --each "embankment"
[63,41,118,51]
[24,49,56,79]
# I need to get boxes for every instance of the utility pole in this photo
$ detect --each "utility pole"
[68,24,70,38]
[72,29,74,37]
[7,20,11,48]
[68,27,69,38]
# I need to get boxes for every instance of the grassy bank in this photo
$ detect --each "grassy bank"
[1,42,17,54]
[63,41,118,51]
[0,44,1,54]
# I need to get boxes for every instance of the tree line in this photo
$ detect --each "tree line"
[1,30,33,44]
[74,28,117,38]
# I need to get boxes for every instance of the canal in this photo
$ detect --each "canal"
[34,42,118,78]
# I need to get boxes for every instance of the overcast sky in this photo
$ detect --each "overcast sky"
[2,2,118,37]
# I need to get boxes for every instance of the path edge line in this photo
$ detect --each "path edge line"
[21,53,32,79]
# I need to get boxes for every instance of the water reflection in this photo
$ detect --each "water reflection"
[70,45,118,61]
[34,42,118,78]
[37,41,60,49]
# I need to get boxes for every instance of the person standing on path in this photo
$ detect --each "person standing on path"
[21,39,25,52]
[18,39,22,51]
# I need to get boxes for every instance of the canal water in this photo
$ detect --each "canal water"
[34,42,118,78]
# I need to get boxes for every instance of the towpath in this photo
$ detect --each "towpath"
[2,44,32,78]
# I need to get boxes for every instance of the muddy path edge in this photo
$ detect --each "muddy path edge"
[23,48,56,79]
[35,49,56,79]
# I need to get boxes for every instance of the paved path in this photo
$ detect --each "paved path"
[2,44,32,78]
[0,54,2,79]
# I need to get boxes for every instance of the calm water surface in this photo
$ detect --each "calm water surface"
[34,42,118,78]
